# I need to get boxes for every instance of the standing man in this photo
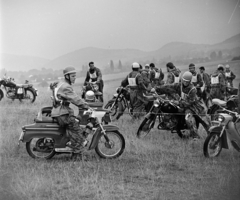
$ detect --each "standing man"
[121,62,151,119]
[165,62,181,84]
[189,63,203,99]
[51,66,89,153]
[225,64,236,87]
[199,66,211,106]
[84,61,104,101]
[149,63,164,87]
[210,64,226,100]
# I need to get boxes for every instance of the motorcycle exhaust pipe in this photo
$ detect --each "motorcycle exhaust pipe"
[55,147,73,153]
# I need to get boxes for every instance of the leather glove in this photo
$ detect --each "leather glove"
[79,103,89,110]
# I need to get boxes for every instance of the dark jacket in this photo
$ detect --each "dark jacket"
[84,67,103,85]
[156,83,204,114]
[51,79,87,117]
[166,67,181,84]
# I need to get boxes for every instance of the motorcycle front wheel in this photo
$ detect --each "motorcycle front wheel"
[104,99,119,119]
[20,88,36,103]
[137,117,154,138]
[0,89,4,101]
[26,137,55,159]
[203,132,223,158]
[95,130,125,159]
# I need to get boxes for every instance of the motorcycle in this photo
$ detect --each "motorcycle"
[136,93,209,139]
[104,86,133,120]
[0,77,38,103]
[203,98,240,157]
[104,86,154,120]
[82,82,103,102]
[208,95,238,120]
[18,106,125,159]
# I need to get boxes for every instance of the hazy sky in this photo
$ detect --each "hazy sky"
[1,0,240,59]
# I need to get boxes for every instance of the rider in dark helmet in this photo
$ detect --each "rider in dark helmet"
[199,66,211,105]
[149,63,164,87]
[166,62,181,84]
[51,66,89,153]
[154,71,210,140]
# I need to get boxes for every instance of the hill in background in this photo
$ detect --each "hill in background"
[1,33,240,72]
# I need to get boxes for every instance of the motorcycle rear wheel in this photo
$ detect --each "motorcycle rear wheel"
[95,130,125,159]
[19,88,36,103]
[137,117,154,138]
[26,137,55,159]
[203,132,223,158]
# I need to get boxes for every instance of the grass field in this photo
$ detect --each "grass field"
[0,60,240,200]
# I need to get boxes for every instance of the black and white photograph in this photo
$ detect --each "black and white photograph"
[0,0,240,199]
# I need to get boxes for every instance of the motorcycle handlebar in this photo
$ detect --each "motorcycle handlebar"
[222,108,239,117]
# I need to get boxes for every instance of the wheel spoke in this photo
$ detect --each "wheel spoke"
[97,132,123,157]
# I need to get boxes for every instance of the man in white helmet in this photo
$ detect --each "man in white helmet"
[121,62,152,119]
[51,66,89,153]
[155,71,210,140]
[225,64,236,88]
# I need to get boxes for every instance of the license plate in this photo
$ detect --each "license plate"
[17,88,23,94]
[18,131,24,145]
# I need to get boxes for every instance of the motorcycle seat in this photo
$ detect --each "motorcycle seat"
[16,84,32,88]
[212,98,226,107]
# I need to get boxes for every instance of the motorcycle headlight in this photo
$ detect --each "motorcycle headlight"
[153,99,160,107]
[116,87,121,93]
[217,115,225,122]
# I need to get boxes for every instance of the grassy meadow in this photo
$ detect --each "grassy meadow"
[1,60,240,200]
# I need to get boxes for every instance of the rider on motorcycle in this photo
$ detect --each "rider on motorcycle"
[83,61,104,101]
[51,66,90,153]
[121,62,151,119]
[154,71,210,140]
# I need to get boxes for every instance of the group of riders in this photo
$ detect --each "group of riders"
[52,61,236,153]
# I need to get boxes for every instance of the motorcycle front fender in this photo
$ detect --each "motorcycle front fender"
[88,125,119,150]
[209,126,229,149]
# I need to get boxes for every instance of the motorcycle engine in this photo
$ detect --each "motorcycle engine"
[161,114,178,129]
[6,88,16,98]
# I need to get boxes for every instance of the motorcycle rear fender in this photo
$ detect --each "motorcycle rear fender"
[21,123,68,148]
[88,125,119,150]
[209,126,229,149]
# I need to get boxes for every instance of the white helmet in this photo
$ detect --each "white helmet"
[225,64,230,69]
[85,90,95,101]
[132,62,140,69]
